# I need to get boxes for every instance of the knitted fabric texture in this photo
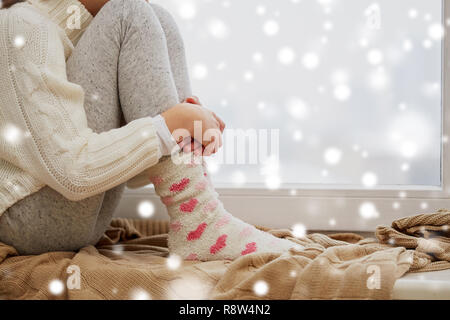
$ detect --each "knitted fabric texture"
[376,208,450,272]
[0,0,162,215]
[3,211,450,300]
[145,153,303,261]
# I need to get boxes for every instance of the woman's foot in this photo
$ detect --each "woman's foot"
[146,153,303,261]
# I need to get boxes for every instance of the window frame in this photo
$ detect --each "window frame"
[116,1,450,231]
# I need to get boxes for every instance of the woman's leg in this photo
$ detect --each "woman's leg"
[66,0,194,245]
[146,152,303,261]
[0,188,105,255]
[87,2,195,245]
[77,0,303,261]
[150,3,192,103]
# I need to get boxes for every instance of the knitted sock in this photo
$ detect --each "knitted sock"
[146,153,303,261]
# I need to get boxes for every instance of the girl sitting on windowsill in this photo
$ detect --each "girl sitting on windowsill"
[0,0,302,259]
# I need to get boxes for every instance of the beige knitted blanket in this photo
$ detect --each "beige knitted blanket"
[0,210,449,300]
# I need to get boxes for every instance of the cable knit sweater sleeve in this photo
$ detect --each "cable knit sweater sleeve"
[1,8,162,201]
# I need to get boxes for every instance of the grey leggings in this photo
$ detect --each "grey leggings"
[0,0,191,255]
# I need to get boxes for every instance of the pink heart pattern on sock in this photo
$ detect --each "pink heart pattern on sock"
[195,179,208,191]
[187,158,200,168]
[186,253,198,261]
[170,221,182,232]
[203,199,218,214]
[180,198,198,213]
[187,222,207,241]
[161,196,173,206]
[241,242,257,256]
[170,178,190,192]
[239,226,253,238]
[210,234,227,254]
[215,214,231,228]
[149,175,164,186]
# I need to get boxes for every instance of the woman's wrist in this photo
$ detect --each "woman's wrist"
[152,115,179,156]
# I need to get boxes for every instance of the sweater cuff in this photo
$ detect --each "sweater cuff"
[152,115,180,156]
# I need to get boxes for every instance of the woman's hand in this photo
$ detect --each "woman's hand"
[183,96,225,156]
[160,98,225,155]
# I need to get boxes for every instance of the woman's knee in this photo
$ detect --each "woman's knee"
[90,0,165,39]
[94,0,175,49]
[113,0,166,33]
[150,3,186,52]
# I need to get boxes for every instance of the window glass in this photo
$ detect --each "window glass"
[153,0,443,188]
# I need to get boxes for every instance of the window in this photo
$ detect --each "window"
[119,0,450,231]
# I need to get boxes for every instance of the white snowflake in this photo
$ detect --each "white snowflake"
[192,63,208,80]
[130,288,151,300]
[359,202,380,220]
[278,47,296,65]
[231,171,246,186]
[324,147,342,165]
[368,68,389,90]
[291,223,307,238]
[263,20,279,36]
[367,49,384,65]
[361,172,378,188]
[323,21,334,31]
[256,5,266,16]
[178,2,196,20]
[253,280,269,296]
[137,201,155,218]
[333,85,351,101]
[166,254,182,270]
[13,35,25,48]
[265,175,281,190]
[408,8,418,19]
[428,23,445,40]
[286,97,309,120]
[252,52,264,64]
[207,18,229,39]
[48,279,65,295]
[402,39,413,52]
[302,52,320,69]
[3,124,22,144]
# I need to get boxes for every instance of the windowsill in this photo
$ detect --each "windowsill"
[393,269,450,300]
[116,187,450,231]
[317,231,450,300]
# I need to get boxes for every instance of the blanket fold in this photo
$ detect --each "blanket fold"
[0,210,449,300]
[376,209,450,272]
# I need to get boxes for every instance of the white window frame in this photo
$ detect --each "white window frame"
[116,1,450,231]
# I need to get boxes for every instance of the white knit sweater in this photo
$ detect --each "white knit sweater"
[0,0,164,215]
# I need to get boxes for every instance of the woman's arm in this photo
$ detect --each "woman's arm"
[2,11,164,201]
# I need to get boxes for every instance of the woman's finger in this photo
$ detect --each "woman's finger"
[213,112,226,132]
[205,135,222,156]
[202,135,214,156]
[218,128,223,148]
[214,135,221,153]
[185,96,201,105]
[193,139,203,150]
[192,95,201,105]
[185,97,196,104]
[192,139,203,156]
[175,131,191,146]
[194,144,202,156]
[178,136,193,152]
[183,142,192,153]
[212,120,223,149]
[203,140,216,156]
